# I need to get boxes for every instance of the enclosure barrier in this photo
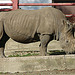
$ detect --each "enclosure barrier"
[0,0,75,17]
[0,55,75,73]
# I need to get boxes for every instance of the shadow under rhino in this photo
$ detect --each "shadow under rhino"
[0,7,75,58]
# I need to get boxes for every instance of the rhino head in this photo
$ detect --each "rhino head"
[59,20,75,54]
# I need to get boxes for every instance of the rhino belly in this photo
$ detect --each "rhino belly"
[4,25,34,43]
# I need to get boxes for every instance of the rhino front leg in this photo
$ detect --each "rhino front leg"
[0,47,5,58]
[39,34,51,56]
[0,40,6,58]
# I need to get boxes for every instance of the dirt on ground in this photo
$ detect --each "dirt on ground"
[0,69,75,75]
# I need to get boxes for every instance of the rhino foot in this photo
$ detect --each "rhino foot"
[0,55,6,58]
[39,53,49,56]
[0,48,6,58]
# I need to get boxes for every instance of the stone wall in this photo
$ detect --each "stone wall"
[0,55,75,73]
[5,39,62,56]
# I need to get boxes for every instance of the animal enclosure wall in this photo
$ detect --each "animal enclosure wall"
[5,39,62,56]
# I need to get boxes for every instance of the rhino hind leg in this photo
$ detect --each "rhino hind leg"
[0,32,9,58]
[39,34,51,56]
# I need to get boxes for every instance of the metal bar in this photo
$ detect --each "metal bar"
[0,2,75,7]
[19,3,75,6]
[0,3,75,6]
[0,0,75,6]
[0,9,12,11]
[0,3,12,6]
[12,0,19,10]
[66,14,75,17]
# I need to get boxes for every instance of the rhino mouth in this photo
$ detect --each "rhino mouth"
[60,37,75,54]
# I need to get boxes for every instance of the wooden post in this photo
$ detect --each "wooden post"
[12,0,19,10]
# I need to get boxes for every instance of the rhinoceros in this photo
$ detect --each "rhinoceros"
[0,7,75,57]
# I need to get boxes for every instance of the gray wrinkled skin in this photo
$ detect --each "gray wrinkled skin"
[0,7,75,57]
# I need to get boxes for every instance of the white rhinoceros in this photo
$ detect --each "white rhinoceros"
[0,7,75,57]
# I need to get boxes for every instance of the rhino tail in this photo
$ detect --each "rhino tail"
[0,21,3,40]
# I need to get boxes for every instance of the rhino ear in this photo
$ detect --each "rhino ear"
[62,19,67,26]
[63,20,66,24]
[63,19,72,28]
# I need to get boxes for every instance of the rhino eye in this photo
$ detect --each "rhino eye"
[67,24,70,27]
[66,40,69,43]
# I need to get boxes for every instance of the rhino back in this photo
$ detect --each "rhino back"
[4,10,40,42]
[0,12,7,21]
